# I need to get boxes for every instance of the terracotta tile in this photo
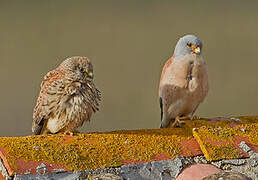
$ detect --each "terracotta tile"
[179,138,203,157]
[0,147,14,176]
[176,164,222,180]
[193,122,258,161]
[15,159,68,175]
[0,116,257,177]
[0,128,195,175]
[185,116,258,130]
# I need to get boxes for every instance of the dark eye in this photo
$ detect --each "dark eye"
[79,67,86,73]
[187,43,192,47]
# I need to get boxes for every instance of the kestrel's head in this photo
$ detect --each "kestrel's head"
[174,35,203,57]
[59,56,94,83]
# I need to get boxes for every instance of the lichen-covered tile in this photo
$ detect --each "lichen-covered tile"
[185,116,258,130]
[193,122,258,161]
[0,116,257,177]
[0,128,195,176]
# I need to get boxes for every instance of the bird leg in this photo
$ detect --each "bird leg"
[63,131,74,136]
[191,115,200,121]
[170,116,188,127]
[63,130,80,136]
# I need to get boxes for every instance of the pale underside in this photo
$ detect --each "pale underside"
[159,54,209,128]
[45,91,93,134]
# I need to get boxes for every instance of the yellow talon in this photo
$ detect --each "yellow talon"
[170,116,186,127]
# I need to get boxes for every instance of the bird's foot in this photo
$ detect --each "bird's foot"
[171,116,186,127]
[191,115,200,121]
[64,131,74,136]
[63,130,80,136]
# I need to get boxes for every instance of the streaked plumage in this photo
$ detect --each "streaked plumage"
[32,56,101,135]
[159,35,208,128]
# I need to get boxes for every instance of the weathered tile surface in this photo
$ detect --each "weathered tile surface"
[193,121,258,161]
[0,116,257,178]
[0,128,200,176]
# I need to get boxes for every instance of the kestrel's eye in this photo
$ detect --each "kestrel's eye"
[187,43,192,47]
[79,67,86,73]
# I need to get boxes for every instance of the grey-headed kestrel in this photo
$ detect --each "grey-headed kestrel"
[159,35,208,128]
[32,56,101,135]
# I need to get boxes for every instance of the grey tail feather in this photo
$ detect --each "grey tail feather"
[160,122,169,128]
[159,97,163,121]
[159,97,164,128]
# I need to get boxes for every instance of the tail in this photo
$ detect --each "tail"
[159,97,173,128]
[32,118,45,135]
[160,118,174,128]
[159,97,163,122]
[159,97,163,128]
[32,125,42,135]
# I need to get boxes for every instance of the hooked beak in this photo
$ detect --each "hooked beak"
[193,46,201,55]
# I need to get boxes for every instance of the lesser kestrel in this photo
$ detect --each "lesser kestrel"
[159,35,209,128]
[32,56,101,135]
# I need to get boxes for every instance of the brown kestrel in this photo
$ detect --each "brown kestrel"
[159,35,209,128]
[32,56,101,135]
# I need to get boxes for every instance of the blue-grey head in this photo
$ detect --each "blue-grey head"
[174,35,203,57]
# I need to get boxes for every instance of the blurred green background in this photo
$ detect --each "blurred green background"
[0,0,258,137]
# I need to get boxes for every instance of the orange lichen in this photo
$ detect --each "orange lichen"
[202,141,240,160]
[237,123,258,145]
[0,116,257,174]
[186,116,257,130]
[193,121,258,161]
[0,128,191,172]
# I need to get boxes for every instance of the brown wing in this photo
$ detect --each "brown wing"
[32,70,65,135]
[81,81,101,113]
[198,61,209,102]
[158,56,174,124]
[158,56,174,95]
